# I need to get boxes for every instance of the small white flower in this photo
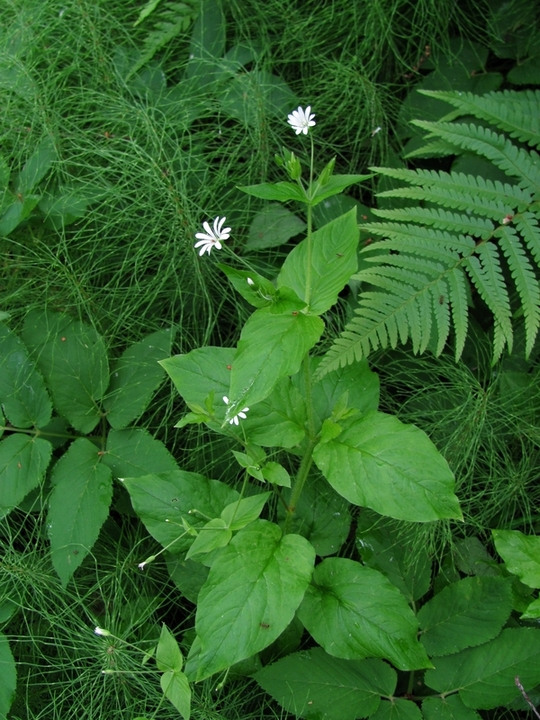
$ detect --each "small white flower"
[194,216,231,256]
[94,627,111,637]
[287,106,316,135]
[223,396,249,425]
[247,277,255,286]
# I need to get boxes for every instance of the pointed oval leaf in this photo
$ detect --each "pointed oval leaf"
[185,518,232,559]
[156,624,183,673]
[0,324,52,428]
[160,670,191,720]
[424,627,540,709]
[255,648,396,720]
[220,492,271,531]
[0,434,52,518]
[193,520,315,680]
[247,203,306,250]
[422,695,482,720]
[369,699,423,720]
[278,208,359,315]
[104,428,177,478]
[48,438,113,587]
[298,557,432,671]
[103,328,174,429]
[313,411,462,522]
[418,576,513,656]
[238,181,307,204]
[227,309,324,419]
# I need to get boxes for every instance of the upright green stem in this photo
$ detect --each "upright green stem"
[304,135,315,308]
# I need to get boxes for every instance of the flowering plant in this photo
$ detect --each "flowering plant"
[120,105,462,716]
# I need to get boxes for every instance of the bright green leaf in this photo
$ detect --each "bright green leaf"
[245,377,306,448]
[311,358,380,425]
[418,576,513,657]
[160,670,191,720]
[310,174,371,207]
[313,411,462,522]
[104,428,177,478]
[122,471,238,554]
[167,554,209,603]
[522,597,540,619]
[218,264,277,309]
[48,438,113,586]
[226,308,324,420]
[0,194,40,235]
[192,520,315,680]
[298,557,432,671]
[247,203,306,250]
[103,328,173,429]
[0,435,52,518]
[0,324,52,428]
[186,518,232,559]
[0,633,16,719]
[220,492,271,531]
[262,462,291,487]
[156,624,183,673]
[277,208,359,315]
[424,628,540,709]
[255,648,396,720]
[493,529,540,588]
[422,695,482,720]
[238,181,307,204]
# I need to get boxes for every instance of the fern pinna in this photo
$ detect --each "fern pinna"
[315,89,540,379]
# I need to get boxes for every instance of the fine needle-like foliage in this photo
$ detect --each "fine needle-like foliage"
[316,89,540,378]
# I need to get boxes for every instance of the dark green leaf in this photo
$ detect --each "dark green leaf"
[369,699,422,720]
[0,194,40,235]
[422,695,482,720]
[278,208,359,315]
[310,174,372,207]
[247,204,306,249]
[103,328,173,429]
[245,377,306,448]
[313,411,462,522]
[192,520,315,680]
[418,576,513,656]
[166,553,209,603]
[17,137,56,194]
[104,428,177,478]
[255,647,396,720]
[0,633,16,719]
[48,438,113,586]
[122,470,238,553]
[0,435,52,518]
[298,557,431,671]
[424,628,540,709]
[0,324,52,428]
[221,493,271,531]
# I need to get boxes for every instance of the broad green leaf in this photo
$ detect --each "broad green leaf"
[310,174,371,207]
[298,557,431,671]
[219,70,297,127]
[522,597,540,619]
[122,471,238,554]
[255,648,396,720]
[24,313,109,433]
[238,181,307,204]
[247,204,306,250]
[0,325,52,428]
[186,518,232,559]
[262,462,291,487]
[369,699,422,720]
[356,510,432,603]
[0,194,40,235]
[186,0,225,90]
[218,264,278,309]
[424,628,540,709]
[418,576,513,657]
[48,438,113,587]
[103,428,177,478]
[156,624,183,673]
[277,208,359,315]
[160,670,191,720]
[22,309,72,352]
[492,529,540,588]
[313,411,462,522]
[103,328,173,429]
[246,377,306,448]
[310,358,380,429]
[279,472,351,556]
[167,554,209,603]
[453,537,499,577]
[227,308,324,420]
[422,695,482,720]
[220,492,271,531]
[17,137,56,194]
[0,633,16,719]
[192,520,315,680]
[0,434,52,518]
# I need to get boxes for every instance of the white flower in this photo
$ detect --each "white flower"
[94,627,111,637]
[223,396,249,425]
[247,277,255,286]
[287,106,316,135]
[194,216,231,256]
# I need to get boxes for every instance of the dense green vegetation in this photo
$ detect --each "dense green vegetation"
[1,0,540,718]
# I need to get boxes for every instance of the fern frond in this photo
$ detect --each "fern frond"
[418,90,540,149]
[372,207,494,238]
[411,121,540,195]
[515,212,540,266]
[446,267,468,359]
[496,225,540,356]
